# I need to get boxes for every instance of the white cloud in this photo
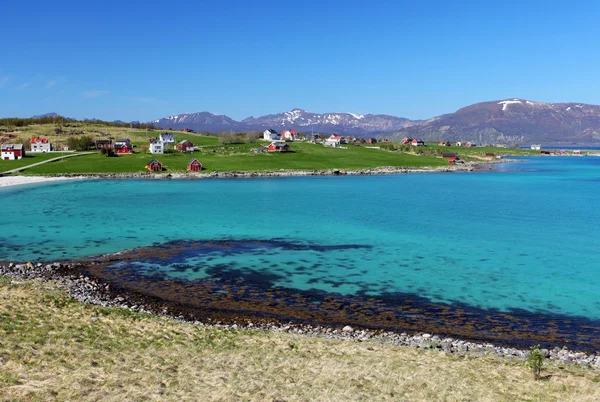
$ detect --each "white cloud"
[82,90,110,98]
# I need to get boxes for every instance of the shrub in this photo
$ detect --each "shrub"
[525,345,545,380]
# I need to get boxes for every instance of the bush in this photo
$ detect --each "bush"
[526,345,545,380]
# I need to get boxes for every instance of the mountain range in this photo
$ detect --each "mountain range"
[152,99,600,144]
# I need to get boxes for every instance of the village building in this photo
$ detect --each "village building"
[401,137,413,144]
[95,140,113,150]
[114,138,133,154]
[357,138,366,144]
[1,144,25,160]
[573,150,582,155]
[455,141,463,147]
[281,130,299,141]
[267,142,290,152]
[176,140,194,153]
[367,138,377,144]
[159,132,175,144]
[146,159,162,171]
[465,142,476,148]
[411,139,425,146]
[187,158,202,171]
[59,145,70,151]
[30,137,51,152]
[149,139,164,154]
[442,152,458,160]
[439,141,451,147]
[324,134,343,147]
[263,129,280,141]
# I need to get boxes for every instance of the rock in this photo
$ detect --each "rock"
[422,333,431,339]
[342,325,354,333]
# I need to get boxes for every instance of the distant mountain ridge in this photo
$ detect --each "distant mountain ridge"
[153,99,600,144]
[384,99,600,144]
[152,109,417,136]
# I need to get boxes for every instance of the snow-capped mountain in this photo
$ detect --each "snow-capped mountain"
[153,108,415,135]
[383,99,600,144]
[153,112,241,133]
[152,99,600,143]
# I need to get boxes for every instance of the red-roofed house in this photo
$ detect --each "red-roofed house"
[401,137,413,144]
[30,137,51,152]
[324,134,343,147]
[411,139,424,146]
[281,130,299,141]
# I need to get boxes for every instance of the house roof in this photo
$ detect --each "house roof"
[30,137,48,143]
[115,138,130,142]
[1,144,24,150]
[188,158,201,165]
[179,140,192,144]
[150,138,163,145]
[147,159,161,165]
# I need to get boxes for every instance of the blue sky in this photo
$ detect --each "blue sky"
[1,0,599,121]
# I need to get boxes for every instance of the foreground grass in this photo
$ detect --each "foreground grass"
[1,277,600,401]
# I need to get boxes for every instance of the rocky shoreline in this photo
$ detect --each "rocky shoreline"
[43,162,498,181]
[2,260,599,368]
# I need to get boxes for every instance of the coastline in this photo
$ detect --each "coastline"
[0,175,80,188]
[0,161,505,188]
[1,260,598,368]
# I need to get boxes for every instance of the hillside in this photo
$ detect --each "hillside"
[384,99,600,145]
[2,276,600,401]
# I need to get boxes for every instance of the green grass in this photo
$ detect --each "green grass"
[0,152,67,172]
[21,141,447,175]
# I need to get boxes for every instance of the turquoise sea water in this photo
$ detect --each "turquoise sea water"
[2,157,600,331]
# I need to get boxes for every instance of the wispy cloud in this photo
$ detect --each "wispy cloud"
[17,82,32,90]
[82,90,110,98]
[130,96,161,104]
[45,79,57,89]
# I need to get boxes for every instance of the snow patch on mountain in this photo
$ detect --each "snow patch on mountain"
[498,99,522,111]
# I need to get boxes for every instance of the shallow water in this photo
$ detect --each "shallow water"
[2,157,600,345]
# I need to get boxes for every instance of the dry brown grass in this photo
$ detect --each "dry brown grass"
[1,277,600,401]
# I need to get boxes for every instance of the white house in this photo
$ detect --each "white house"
[30,137,51,152]
[150,139,164,154]
[159,133,175,144]
[263,129,280,141]
[324,134,342,147]
[281,130,299,141]
[1,144,25,160]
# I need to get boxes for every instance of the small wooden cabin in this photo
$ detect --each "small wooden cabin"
[176,140,194,153]
[268,142,290,152]
[187,158,202,172]
[146,159,162,171]
[442,152,457,160]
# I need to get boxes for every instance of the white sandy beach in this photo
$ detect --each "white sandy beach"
[0,176,78,188]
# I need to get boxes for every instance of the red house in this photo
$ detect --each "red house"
[187,158,202,172]
[401,137,413,144]
[268,142,290,152]
[114,139,133,154]
[1,144,25,160]
[176,140,194,153]
[146,159,162,171]
[442,152,457,160]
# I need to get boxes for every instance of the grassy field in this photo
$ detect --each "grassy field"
[1,276,600,401]
[0,122,541,175]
